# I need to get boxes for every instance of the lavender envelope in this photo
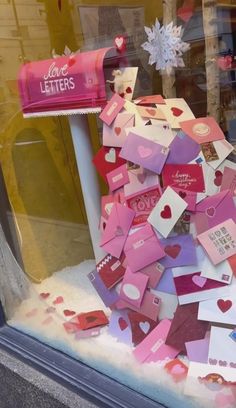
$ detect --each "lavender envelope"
[166,131,200,164]
[100,203,135,258]
[159,234,197,268]
[124,224,165,272]
[119,132,169,174]
[185,338,210,364]
[156,268,176,294]
[88,270,119,307]
[108,310,133,345]
[194,189,236,235]
[103,112,135,147]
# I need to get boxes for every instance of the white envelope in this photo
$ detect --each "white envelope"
[208,140,234,170]
[125,124,175,147]
[208,326,236,368]
[151,289,178,320]
[124,100,147,126]
[184,362,236,401]
[200,247,233,284]
[198,279,236,325]
[148,186,188,238]
[156,98,195,129]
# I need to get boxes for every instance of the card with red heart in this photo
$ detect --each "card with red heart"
[76,310,109,330]
[156,98,195,129]
[92,146,126,181]
[148,186,188,238]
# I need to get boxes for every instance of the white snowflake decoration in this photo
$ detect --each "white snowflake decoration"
[142,19,190,75]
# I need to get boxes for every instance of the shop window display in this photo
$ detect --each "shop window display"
[0,1,236,408]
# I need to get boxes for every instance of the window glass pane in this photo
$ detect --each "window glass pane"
[0,1,236,407]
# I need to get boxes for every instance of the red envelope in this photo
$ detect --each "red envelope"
[162,164,205,193]
[180,117,225,144]
[93,146,126,181]
[77,310,109,330]
[165,303,209,354]
[127,310,158,346]
[97,254,125,289]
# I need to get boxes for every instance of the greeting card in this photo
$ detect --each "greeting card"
[148,186,188,238]
[157,98,195,129]
[136,105,166,120]
[162,163,205,192]
[197,219,236,265]
[208,326,236,369]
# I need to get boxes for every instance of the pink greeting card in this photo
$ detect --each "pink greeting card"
[180,117,225,144]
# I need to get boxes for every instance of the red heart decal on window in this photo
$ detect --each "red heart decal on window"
[160,205,172,219]
[214,170,223,186]
[63,309,76,317]
[164,244,181,259]
[217,299,232,313]
[118,317,128,331]
[171,107,183,117]
[53,296,64,305]
[126,87,132,94]
[40,292,50,300]
[115,127,121,136]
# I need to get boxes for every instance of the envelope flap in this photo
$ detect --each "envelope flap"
[169,303,199,336]
[125,224,155,252]
[100,203,127,246]
[196,189,230,212]
[115,112,135,128]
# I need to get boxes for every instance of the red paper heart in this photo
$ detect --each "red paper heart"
[53,296,64,305]
[146,108,156,116]
[68,56,76,67]
[206,207,215,217]
[126,87,132,94]
[118,317,128,331]
[115,127,121,136]
[40,292,50,300]
[63,309,76,317]
[217,299,232,313]
[164,244,181,259]
[171,107,183,117]
[214,170,223,186]
[114,36,126,52]
[179,191,186,199]
[161,205,172,219]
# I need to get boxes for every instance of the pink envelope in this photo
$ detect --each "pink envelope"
[171,187,197,211]
[119,267,149,308]
[106,164,130,192]
[100,203,135,258]
[221,166,236,196]
[115,290,161,321]
[139,262,165,288]
[101,193,120,220]
[103,112,135,147]
[124,168,160,197]
[194,190,236,234]
[120,132,169,174]
[133,319,181,364]
[180,117,225,144]
[99,93,125,126]
[124,224,165,272]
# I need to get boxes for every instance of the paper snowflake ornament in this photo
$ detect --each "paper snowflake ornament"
[142,19,190,75]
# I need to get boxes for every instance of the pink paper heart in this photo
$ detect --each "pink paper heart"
[138,145,152,158]
[53,296,64,305]
[171,364,186,375]
[192,275,207,288]
[206,207,215,217]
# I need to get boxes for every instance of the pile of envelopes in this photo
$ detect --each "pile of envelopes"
[90,91,236,404]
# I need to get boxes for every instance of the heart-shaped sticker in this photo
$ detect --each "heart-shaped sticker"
[105,148,116,163]
[192,275,207,288]
[171,107,183,117]
[115,127,121,136]
[179,191,186,199]
[217,299,232,313]
[206,207,215,217]
[160,205,172,219]
[139,321,150,334]
[214,170,223,187]
[164,244,181,259]
[138,145,152,158]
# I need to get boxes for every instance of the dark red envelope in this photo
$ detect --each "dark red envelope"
[97,254,126,289]
[127,310,158,346]
[162,164,205,193]
[165,303,209,354]
[92,146,126,181]
[77,310,109,330]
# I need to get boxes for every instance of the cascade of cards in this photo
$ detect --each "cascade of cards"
[91,83,236,405]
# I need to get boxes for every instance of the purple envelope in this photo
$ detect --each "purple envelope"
[166,131,200,164]
[156,268,176,295]
[88,270,119,307]
[185,337,210,363]
[108,310,133,345]
[160,234,197,268]
[119,132,169,174]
